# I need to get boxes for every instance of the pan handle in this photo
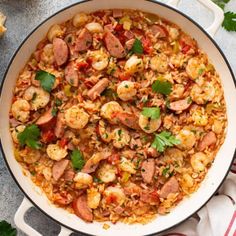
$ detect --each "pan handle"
[14,197,73,236]
[167,0,224,37]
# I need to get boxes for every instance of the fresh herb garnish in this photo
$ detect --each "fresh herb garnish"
[35,70,55,92]
[71,149,85,171]
[212,0,230,9]
[55,98,62,106]
[141,107,160,120]
[152,80,172,95]
[0,220,17,236]
[131,38,143,54]
[162,166,174,178]
[222,11,236,31]
[17,124,41,149]
[94,177,103,183]
[151,131,180,152]
[51,107,58,117]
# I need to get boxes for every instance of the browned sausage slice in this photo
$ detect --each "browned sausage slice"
[65,62,79,87]
[159,176,179,199]
[53,38,68,66]
[75,28,92,52]
[150,25,168,38]
[73,194,93,222]
[115,112,140,130]
[36,107,53,125]
[54,112,65,138]
[64,169,75,181]
[198,131,217,151]
[169,98,191,111]
[52,159,69,181]
[104,31,126,58]
[87,78,109,100]
[141,159,155,183]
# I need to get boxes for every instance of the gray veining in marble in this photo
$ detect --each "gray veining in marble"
[0,0,235,235]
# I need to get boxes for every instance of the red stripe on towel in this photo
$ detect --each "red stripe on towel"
[224,211,236,236]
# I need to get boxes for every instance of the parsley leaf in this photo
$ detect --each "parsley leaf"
[55,98,62,106]
[151,131,180,152]
[222,12,236,31]
[152,80,172,95]
[131,38,143,54]
[212,0,230,9]
[35,70,55,92]
[51,107,58,117]
[141,107,160,120]
[71,149,85,171]
[17,124,41,149]
[0,220,17,236]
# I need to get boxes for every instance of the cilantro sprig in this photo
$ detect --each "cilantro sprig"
[17,124,41,149]
[131,38,143,54]
[151,131,180,152]
[152,80,172,96]
[35,70,55,92]
[212,0,230,9]
[141,107,160,120]
[222,12,236,31]
[0,220,17,236]
[71,149,85,171]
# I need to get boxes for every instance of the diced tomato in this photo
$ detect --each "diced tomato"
[150,190,160,203]
[141,37,153,54]
[107,154,120,165]
[41,129,56,143]
[59,138,68,148]
[86,57,93,66]
[114,24,123,32]
[118,72,131,81]
[77,61,89,72]
[181,44,191,54]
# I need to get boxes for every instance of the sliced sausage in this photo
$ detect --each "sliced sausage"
[52,159,69,181]
[140,190,160,204]
[141,159,155,183]
[65,62,79,87]
[36,107,54,126]
[150,25,168,38]
[73,194,93,222]
[87,78,109,101]
[104,24,113,32]
[113,9,123,18]
[104,31,126,58]
[54,193,73,205]
[198,131,217,151]
[115,112,140,130]
[159,176,179,199]
[52,38,68,66]
[64,169,75,181]
[54,112,65,138]
[75,28,92,52]
[169,98,191,112]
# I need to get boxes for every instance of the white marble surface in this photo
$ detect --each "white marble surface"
[0,0,235,235]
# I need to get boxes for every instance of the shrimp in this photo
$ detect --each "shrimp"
[139,114,162,133]
[19,147,41,164]
[86,22,103,33]
[117,81,137,101]
[190,82,215,105]
[119,157,136,174]
[181,173,194,188]
[186,57,206,80]
[47,24,64,42]
[191,106,208,126]
[11,125,25,143]
[112,128,130,149]
[40,44,55,64]
[11,99,30,122]
[97,163,117,183]
[97,120,112,143]
[65,105,89,129]
[176,129,196,150]
[103,186,126,205]
[46,143,68,161]
[150,54,168,73]
[100,101,123,124]
[190,152,210,172]
[23,86,50,110]
[74,172,93,189]
[88,50,109,71]
[124,55,144,74]
[169,84,185,99]
[73,12,89,27]
[87,188,101,209]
